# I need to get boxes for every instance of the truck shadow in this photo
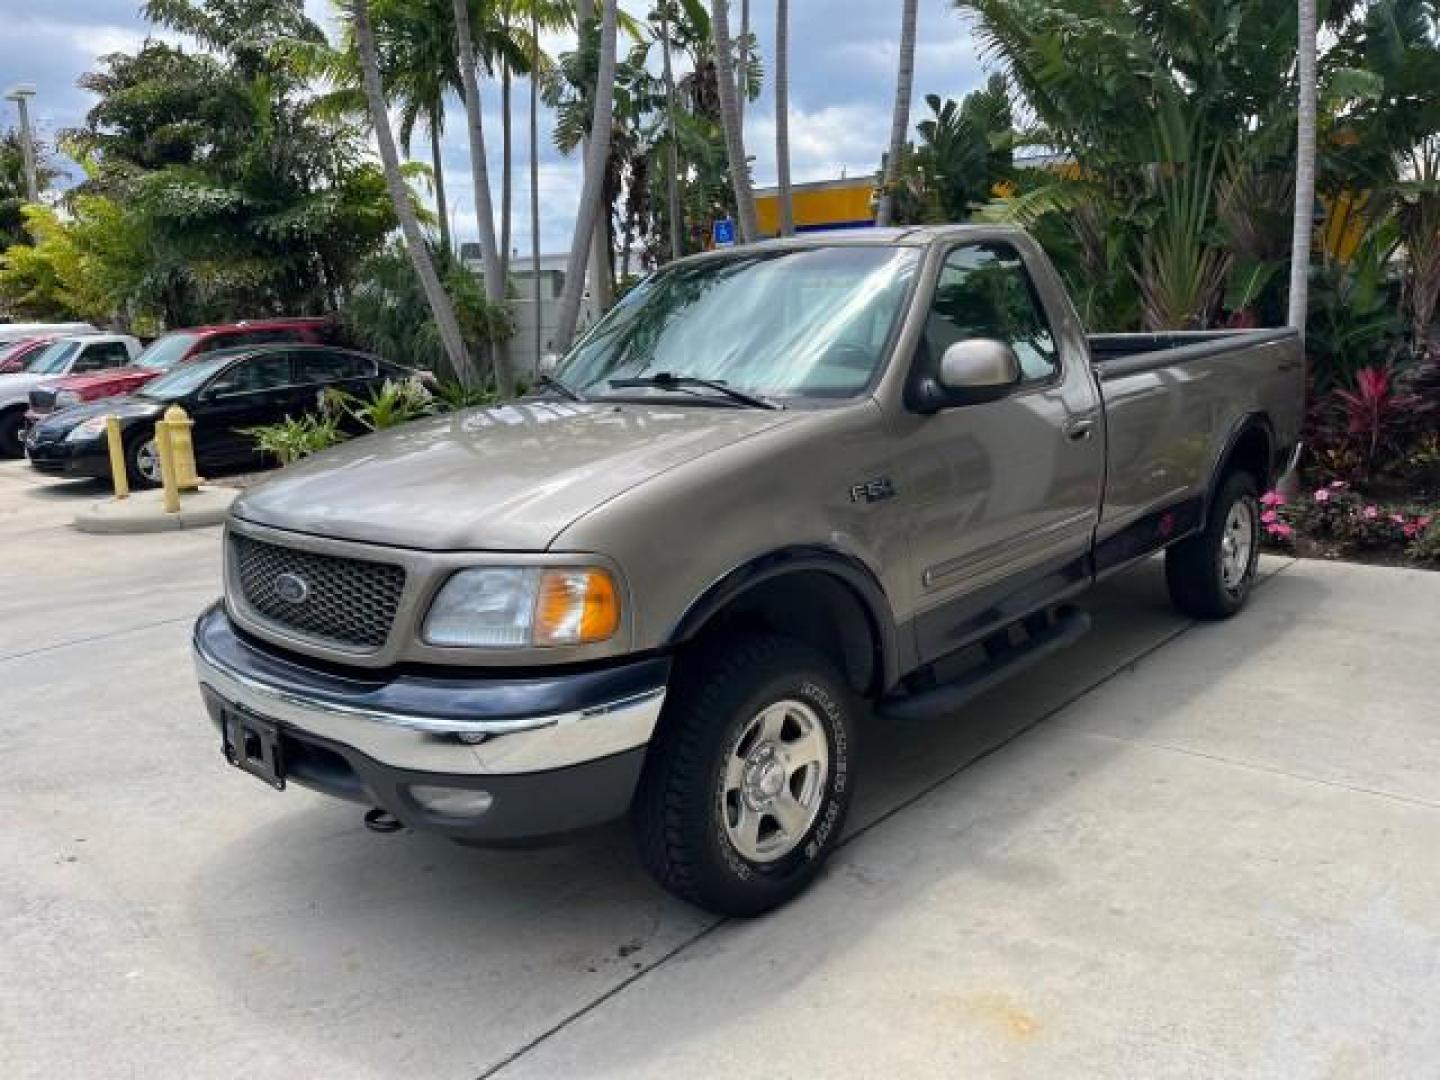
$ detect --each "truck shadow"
[184,557,1312,1077]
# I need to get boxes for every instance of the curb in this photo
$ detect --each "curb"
[73,487,237,535]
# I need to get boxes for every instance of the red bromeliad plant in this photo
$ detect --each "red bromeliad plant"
[1330,364,1418,473]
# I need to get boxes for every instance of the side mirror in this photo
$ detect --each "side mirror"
[914,339,1022,412]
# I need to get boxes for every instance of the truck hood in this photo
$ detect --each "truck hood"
[233,399,798,551]
[43,366,160,397]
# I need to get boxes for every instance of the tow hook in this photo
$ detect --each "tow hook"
[363,807,404,834]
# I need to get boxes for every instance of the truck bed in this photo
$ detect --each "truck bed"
[1088,328,1298,379]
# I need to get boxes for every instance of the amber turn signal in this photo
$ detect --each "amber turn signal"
[533,568,620,646]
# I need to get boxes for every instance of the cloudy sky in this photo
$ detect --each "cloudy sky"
[3,0,989,253]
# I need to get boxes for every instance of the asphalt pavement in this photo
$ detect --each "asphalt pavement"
[3,458,1437,1079]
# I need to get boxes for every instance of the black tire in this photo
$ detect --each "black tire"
[632,634,858,917]
[1166,470,1261,619]
[124,432,161,490]
[0,406,25,458]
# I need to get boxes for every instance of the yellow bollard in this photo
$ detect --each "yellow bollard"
[104,416,129,501]
[153,405,201,514]
[162,405,202,491]
[155,415,180,514]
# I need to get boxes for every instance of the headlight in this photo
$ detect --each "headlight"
[65,417,110,443]
[55,390,82,410]
[423,566,620,648]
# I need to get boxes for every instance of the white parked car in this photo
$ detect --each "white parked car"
[0,334,142,456]
[0,321,97,345]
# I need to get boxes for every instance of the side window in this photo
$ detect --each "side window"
[923,243,1060,384]
[73,342,130,372]
[206,354,294,396]
[297,351,376,384]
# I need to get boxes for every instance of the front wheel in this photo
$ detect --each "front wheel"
[632,634,857,916]
[1166,471,1260,619]
[125,433,162,490]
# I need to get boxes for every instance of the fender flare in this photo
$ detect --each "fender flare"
[667,545,903,692]
[1203,412,1276,526]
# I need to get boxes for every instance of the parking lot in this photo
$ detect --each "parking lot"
[3,457,1439,1079]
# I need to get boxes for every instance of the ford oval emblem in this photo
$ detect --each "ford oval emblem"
[274,572,311,605]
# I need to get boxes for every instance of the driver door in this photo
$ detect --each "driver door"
[901,240,1103,663]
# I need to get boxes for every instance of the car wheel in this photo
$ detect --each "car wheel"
[632,634,857,917]
[0,407,25,458]
[1166,471,1260,620]
[126,434,162,490]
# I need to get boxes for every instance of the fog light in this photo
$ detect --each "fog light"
[409,785,494,818]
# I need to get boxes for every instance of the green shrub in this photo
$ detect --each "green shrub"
[245,413,345,466]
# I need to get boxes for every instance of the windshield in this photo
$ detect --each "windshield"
[554,245,918,402]
[26,340,81,375]
[136,332,201,371]
[138,354,232,400]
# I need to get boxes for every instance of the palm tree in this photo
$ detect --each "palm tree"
[711,0,758,241]
[876,0,919,227]
[1288,0,1317,333]
[553,0,620,353]
[738,0,750,132]
[452,0,506,317]
[775,0,794,235]
[348,0,477,385]
[529,0,544,375]
[659,1,686,259]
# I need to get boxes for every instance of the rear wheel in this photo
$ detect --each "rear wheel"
[632,634,857,916]
[0,406,25,458]
[1166,471,1260,619]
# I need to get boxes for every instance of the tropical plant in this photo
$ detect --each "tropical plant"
[246,412,345,465]
[774,0,794,236]
[346,378,434,430]
[710,0,757,241]
[554,0,621,353]
[63,2,397,326]
[347,0,479,386]
[343,243,511,382]
[0,128,58,251]
[0,200,152,327]
[876,0,919,228]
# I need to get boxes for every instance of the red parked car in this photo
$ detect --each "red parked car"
[0,336,56,374]
[24,317,336,423]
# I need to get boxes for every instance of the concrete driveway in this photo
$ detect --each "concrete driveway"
[3,458,1438,1079]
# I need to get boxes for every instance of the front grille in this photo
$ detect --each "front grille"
[28,388,55,410]
[231,533,406,649]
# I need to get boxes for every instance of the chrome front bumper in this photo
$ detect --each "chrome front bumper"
[190,601,668,812]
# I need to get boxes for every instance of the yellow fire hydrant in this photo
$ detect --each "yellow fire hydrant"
[154,405,202,513]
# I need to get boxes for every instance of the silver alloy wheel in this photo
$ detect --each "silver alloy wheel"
[135,439,161,484]
[721,698,830,863]
[1219,498,1256,593]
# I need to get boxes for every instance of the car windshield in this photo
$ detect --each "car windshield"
[25,340,81,375]
[554,245,919,403]
[137,355,233,400]
[136,332,201,371]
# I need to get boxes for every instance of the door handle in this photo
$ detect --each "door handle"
[1063,416,1097,441]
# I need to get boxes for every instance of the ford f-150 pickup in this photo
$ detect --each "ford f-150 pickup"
[193,225,1303,915]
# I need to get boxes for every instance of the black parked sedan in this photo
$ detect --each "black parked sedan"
[25,344,423,487]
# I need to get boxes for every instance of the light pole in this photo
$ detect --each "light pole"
[5,84,38,203]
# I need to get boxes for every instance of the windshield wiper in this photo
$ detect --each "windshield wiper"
[535,373,586,401]
[607,372,779,410]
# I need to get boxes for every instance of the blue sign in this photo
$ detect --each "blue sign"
[712,218,736,248]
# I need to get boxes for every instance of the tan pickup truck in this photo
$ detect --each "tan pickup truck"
[193,225,1303,914]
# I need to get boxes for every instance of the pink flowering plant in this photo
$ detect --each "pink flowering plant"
[1260,481,1436,559]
